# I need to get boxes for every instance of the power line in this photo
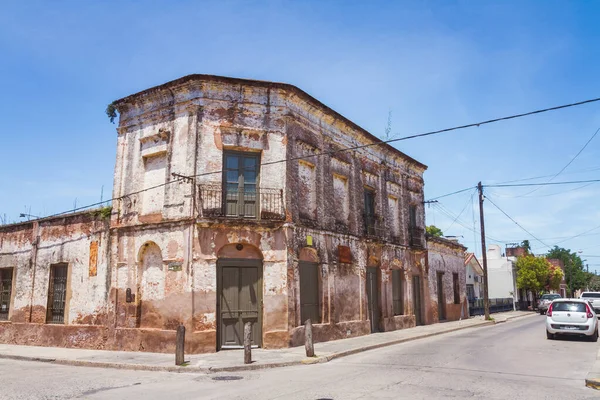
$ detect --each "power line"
[15,95,600,223]
[487,179,600,188]
[433,202,505,243]
[493,165,600,185]
[484,194,551,249]
[516,126,600,197]
[426,187,476,201]
[442,189,476,233]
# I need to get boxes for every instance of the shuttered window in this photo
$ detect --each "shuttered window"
[47,264,68,324]
[0,268,13,321]
[299,262,320,325]
[453,273,460,304]
[392,269,404,315]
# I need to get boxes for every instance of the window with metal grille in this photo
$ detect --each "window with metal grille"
[47,264,68,324]
[392,269,404,316]
[223,151,259,218]
[299,262,320,325]
[0,268,13,321]
[453,273,460,304]
[364,188,376,236]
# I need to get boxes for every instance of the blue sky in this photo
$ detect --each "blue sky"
[1,1,600,268]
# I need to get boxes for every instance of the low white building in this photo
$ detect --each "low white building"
[465,253,483,301]
[486,244,524,309]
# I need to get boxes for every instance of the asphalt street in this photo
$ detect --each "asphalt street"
[1,315,599,400]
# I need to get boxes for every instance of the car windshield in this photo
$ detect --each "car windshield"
[541,294,560,300]
[552,302,587,312]
[581,293,600,298]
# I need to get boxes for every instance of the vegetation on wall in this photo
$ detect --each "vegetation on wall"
[90,206,112,220]
[106,102,118,124]
[426,225,444,237]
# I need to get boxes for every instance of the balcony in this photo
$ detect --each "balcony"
[364,214,385,239]
[198,183,285,221]
[409,226,425,248]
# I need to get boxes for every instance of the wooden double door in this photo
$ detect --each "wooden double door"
[217,259,262,350]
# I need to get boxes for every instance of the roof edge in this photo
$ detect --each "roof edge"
[112,74,428,170]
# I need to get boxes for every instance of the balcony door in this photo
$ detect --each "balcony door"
[224,152,259,218]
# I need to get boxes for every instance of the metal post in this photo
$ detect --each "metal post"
[305,319,315,357]
[244,322,252,364]
[477,182,490,320]
[175,325,185,366]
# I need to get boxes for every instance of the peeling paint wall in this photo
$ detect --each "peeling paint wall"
[0,212,110,348]
[0,75,430,354]
[426,237,467,323]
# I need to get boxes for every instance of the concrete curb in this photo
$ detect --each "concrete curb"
[585,348,600,390]
[0,313,534,374]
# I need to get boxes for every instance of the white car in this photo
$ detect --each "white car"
[546,299,598,341]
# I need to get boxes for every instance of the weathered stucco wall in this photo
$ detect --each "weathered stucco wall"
[0,212,110,348]
[426,237,467,323]
[0,74,430,354]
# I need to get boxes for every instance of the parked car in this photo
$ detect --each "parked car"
[580,292,600,315]
[546,299,598,341]
[538,293,561,315]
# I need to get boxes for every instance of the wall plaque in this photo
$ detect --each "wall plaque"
[338,245,352,264]
[168,261,183,271]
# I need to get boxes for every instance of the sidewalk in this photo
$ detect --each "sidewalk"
[0,310,534,373]
[585,348,600,390]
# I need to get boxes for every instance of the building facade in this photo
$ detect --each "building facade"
[0,75,431,353]
[465,252,483,301]
[426,237,467,322]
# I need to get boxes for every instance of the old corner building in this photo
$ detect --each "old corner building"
[0,75,466,354]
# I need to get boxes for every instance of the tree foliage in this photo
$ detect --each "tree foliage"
[588,275,600,291]
[546,246,586,295]
[520,240,531,254]
[515,255,553,295]
[426,225,444,237]
[547,264,564,291]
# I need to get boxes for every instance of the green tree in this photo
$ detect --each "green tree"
[520,240,531,254]
[588,275,600,291]
[426,225,443,237]
[546,246,586,296]
[516,255,552,298]
[547,264,564,291]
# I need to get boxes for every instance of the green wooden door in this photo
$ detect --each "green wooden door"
[366,267,379,333]
[218,261,262,349]
[299,262,319,325]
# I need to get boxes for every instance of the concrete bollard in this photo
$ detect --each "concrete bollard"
[175,325,185,366]
[305,319,314,357]
[244,322,252,364]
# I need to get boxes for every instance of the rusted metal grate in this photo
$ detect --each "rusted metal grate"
[47,264,67,324]
[0,268,12,321]
[198,183,284,220]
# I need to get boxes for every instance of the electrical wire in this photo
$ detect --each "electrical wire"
[442,189,476,233]
[487,179,600,188]
[483,195,552,249]
[516,126,600,197]
[10,95,600,224]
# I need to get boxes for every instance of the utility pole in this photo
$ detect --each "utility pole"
[477,182,491,320]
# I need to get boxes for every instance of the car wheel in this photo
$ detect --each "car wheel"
[546,330,554,340]
[591,329,598,343]
[540,309,544,315]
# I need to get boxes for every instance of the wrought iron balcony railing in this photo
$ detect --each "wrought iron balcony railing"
[364,213,385,239]
[198,183,285,221]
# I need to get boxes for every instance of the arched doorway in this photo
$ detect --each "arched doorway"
[217,243,263,350]
[137,242,164,329]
